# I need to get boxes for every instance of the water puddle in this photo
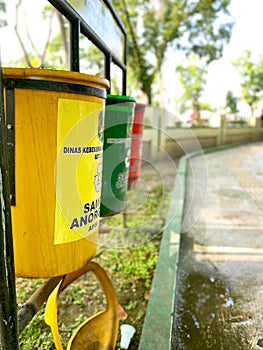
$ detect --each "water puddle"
[172,272,258,350]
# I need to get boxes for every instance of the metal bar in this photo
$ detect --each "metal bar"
[70,19,80,72]
[47,0,127,85]
[0,64,19,348]
[122,69,127,96]
[5,88,15,205]
[48,0,126,66]
[122,35,128,95]
[105,53,111,93]
[17,276,62,334]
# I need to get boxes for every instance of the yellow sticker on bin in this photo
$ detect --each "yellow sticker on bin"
[55,98,104,245]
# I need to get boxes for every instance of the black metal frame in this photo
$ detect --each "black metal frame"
[5,86,15,205]
[0,67,20,349]
[48,0,128,95]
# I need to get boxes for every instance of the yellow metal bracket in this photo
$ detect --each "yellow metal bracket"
[44,261,119,350]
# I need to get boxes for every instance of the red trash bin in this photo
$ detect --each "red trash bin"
[128,103,146,189]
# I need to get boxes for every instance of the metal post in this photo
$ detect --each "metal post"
[17,276,62,334]
[157,115,161,148]
[122,35,128,96]
[105,53,111,93]
[70,19,80,72]
[0,64,19,349]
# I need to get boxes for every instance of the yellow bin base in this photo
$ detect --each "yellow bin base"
[3,68,109,278]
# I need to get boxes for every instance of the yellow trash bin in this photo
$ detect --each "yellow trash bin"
[3,68,109,278]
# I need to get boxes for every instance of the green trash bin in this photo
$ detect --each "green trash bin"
[100,94,136,217]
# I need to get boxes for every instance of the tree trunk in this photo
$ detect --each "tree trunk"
[250,104,254,117]
[144,87,152,105]
[55,10,70,70]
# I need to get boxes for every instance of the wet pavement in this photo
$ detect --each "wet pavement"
[171,142,263,350]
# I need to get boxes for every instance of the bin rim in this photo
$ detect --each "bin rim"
[107,94,136,103]
[2,67,110,90]
[135,103,147,109]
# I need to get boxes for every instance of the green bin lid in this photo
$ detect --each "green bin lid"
[106,94,136,105]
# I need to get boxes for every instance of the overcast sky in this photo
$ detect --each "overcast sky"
[203,0,263,113]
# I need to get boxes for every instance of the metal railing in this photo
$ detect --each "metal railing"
[48,0,128,94]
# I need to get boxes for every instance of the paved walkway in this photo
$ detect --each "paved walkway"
[172,142,263,349]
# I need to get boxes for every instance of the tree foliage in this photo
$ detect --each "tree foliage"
[112,0,234,103]
[233,50,263,115]
[176,55,207,117]
[225,90,238,115]
[10,0,233,104]
[0,0,7,28]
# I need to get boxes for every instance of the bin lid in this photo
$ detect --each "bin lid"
[107,94,136,105]
[2,68,110,91]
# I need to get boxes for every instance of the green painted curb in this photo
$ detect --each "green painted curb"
[138,154,188,350]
